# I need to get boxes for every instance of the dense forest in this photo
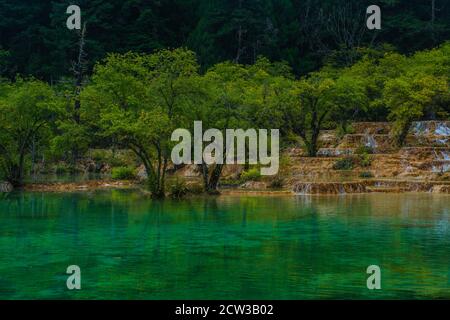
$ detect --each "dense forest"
[1,0,450,79]
[0,1,449,197]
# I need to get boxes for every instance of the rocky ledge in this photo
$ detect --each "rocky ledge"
[293,180,450,195]
[23,180,135,192]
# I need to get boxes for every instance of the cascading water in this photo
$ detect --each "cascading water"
[435,122,450,136]
[294,183,312,195]
[434,138,448,145]
[411,122,429,136]
[432,149,450,173]
[364,130,377,150]
[293,182,367,195]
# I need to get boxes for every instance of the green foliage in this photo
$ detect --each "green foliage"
[330,75,368,131]
[355,146,374,155]
[271,70,337,157]
[90,149,136,168]
[0,48,10,76]
[240,168,262,182]
[187,183,204,195]
[169,178,188,199]
[82,48,202,197]
[358,153,373,168]
[0,78,61,185]
[269,176,284,189]
[336,124,355,139]
[54,163,80,175]
[1,20,449,194]
[385,73,450,146]
[2,1,449,79]
[333,157,355,170]
[359,171,374,179]
[111,167,136,180]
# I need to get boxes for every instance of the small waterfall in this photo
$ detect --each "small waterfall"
[410,121,450,137]
[399,151,414,174]
[293,182,367,194]
[411,122,429,136]
[294,183,312,195]
[432,149,450,173]
[434,138,448,145]
[364,131,377,149]
[442,151,450,161]
[435,122,450,136]
[293,180,450,194]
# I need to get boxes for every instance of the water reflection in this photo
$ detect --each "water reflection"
[0,190,449,299]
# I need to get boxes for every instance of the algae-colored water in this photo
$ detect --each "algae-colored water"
[0,190,449,299]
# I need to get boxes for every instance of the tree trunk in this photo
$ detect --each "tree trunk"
[207,164,224,194]
[9,152,25,187]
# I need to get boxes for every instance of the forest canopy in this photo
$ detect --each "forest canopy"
[0,0,449,79]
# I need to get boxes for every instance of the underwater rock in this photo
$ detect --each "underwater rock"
[293,181,368,194]
[0,181,14,193]
[239,181,267,190]
[291,179,450,194]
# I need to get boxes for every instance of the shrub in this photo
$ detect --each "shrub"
[54,163,69,174]
[358,153,373,168]
[219,178,241,188]
[269,176,284,189]
[332,157,354,170]
[91,149,109,162]
[111,167,136,180]
[359,171,374,178]
[240,168,261,182]
[90,149,137,168]
[336,124,355,139]
[355,145,374,155]
[169,178,188,198]
[54,163,79,175]
[187,183,204,194]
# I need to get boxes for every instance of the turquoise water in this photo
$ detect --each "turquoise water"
[0,190,449,299]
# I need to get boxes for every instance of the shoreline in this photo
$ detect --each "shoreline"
[10,178,450,195]
[21,180,136,192]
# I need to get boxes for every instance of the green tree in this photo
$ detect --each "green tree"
[289,72,336,157]
[330,74,368,133]
[82,49,201,197]
[194,61,251,193]
[0,48,10,76]
[0,79,60,186]
[385,73,450,146]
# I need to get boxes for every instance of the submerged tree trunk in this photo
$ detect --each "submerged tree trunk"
[127,141,166,198]
[199,162,224,195]
[9,153,25,187]
[207,164,224,194]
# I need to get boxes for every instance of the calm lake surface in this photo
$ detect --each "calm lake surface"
[0,190,449,299]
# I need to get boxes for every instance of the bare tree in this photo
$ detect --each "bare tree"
[72,22,87,124]
[68,22,88,162]
[325,2,367,65]
[234,0,246,63]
